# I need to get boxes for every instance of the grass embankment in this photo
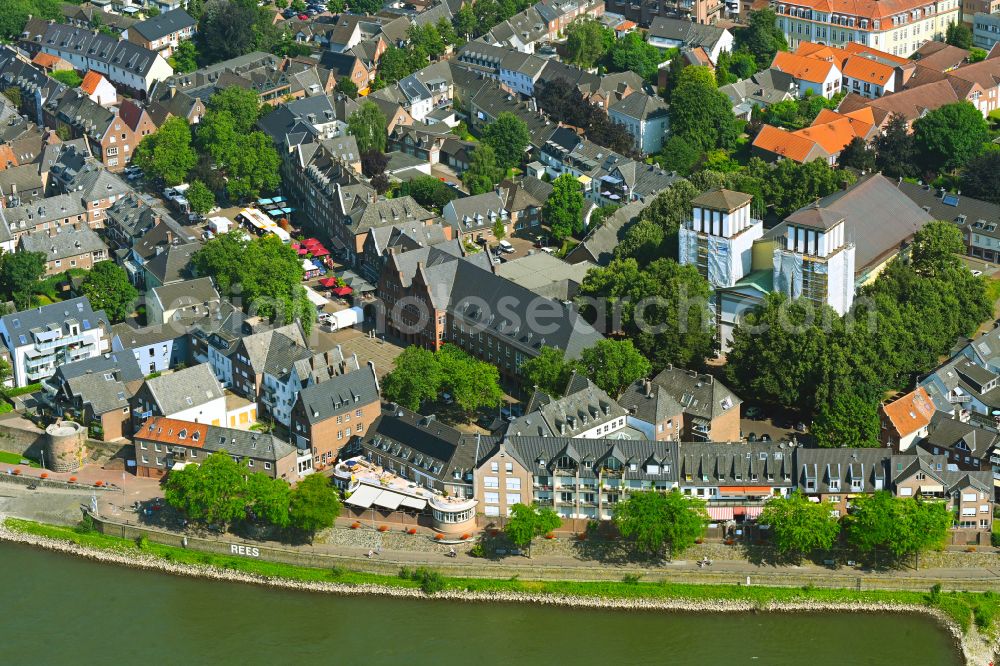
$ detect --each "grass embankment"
[0,451,39,467]
[6,518,999,634]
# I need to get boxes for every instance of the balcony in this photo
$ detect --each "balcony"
[24,353,55,370]
[26,366,54,381]
[35,332,85,352]
[67,343,96,361]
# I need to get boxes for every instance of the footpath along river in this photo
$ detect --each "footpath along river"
[0,541,961,665]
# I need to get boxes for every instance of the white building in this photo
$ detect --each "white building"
[678,189,764,290]
[0,297,111,387]
[774,0,960,58]
[608,92,670,155]
[146,277,221,326]
[130,363,228,429]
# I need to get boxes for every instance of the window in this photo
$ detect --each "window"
[505,462,513,473]
[484,505,500,517]
[248,460,254,468]
[356,423,362,432]
[506,477,521,490]
[141,455,148,464]
[355,409,362,417]
[484,492,499,504]
[484,476,499,489]
[507,493,521,505]
[491,462,498,472]
[900,487,913,496]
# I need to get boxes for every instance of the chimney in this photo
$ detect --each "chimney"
[169,83,176,99]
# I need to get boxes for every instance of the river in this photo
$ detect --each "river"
[0,542,960,665]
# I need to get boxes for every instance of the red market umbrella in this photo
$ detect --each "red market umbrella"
[311,247,330,257]
[318,277,337,288]
[303,238,321,247]
[297,247,309,255]
[290,242,300,249]
[332,286,353,296]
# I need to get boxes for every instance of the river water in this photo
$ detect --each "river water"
[0,542,960,665]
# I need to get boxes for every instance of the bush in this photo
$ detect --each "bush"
[930,583,942,603]
[469,543,485,558]
[622,574,642,584]
[991,531,1000,548]
[399,566,446,595]
[77,514,95,534]
[136,536,149,550]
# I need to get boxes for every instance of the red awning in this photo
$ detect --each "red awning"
[318,277,337,288]
[310,247,330,257]
[290,242,300,249]
[297,247,309,255]
[332,286,353,296]
[733,506,764,519]
[303,238,321,247]
[706,507,734,521]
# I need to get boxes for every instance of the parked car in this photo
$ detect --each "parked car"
[498,240,515,254]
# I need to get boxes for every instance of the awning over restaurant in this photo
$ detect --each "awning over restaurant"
[706,506,734,521]
[734,506,764,519]
[718,486,771,495]
[311,247,330,257]
[332,285,352,296]
[400,497,427,511]
[372,490,405,511]
[345,485,381,508]
[318,277,337,288]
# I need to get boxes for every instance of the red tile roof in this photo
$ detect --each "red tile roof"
[80,70,105,95]
[136,416,209,448]
[882,387,935,438]
[772,51,837,84]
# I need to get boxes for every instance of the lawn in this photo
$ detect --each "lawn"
[6,518,999,634]
[986,277,1000,305]
[0,451,39,467]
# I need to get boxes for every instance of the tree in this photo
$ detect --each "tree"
[79,262,138,324]
[245,472,291,528]
[544,173,584,241]
[192,232,314,331]
[337,76,358,99]
[463,144,503,194]
[163,452,251,527]
[481,112,530,173]
[186,180,216,216]
[759,491,841,560]
[492,217,506,240]
[578,258,714,371]
[614,218,664,266]
[838,136,876,172]
[382,346,443,410]
[714,49,757,86]
[398,175,459,211]
[946,22,973,49]
[0,0,61,42]
[361,150,389,179]
[636,179,700,252]
[845,491,950,567]
[221,132,282,200]
[812,386,881,448]
[408,23,445,59]
[196,0,264,64]
[564,18,611,69]
[504,503,561,555]
[347,101,387,153]
[170,40,199,73]
[288,473,341,539]
[1,86,22,109]
[910,220,967,274]
[520,346,573,397]
[452,4,476,40]
[51,70,82,88]
[206,86,261,135]
[659,135,702,176]
[0,251,45,309]
[669,66,740,152]
[326,0,346,12]
[437,344,504,413]
[614,490,708,558]
[960,151,1000,204]
[874,113,917,179]
[350,0,383,13]
[133,117,198,186]
[736,8,788,69]
[606,31,663,81]
[578,339,651,397]
[436,17,457,46]
[376,45,420,85]
[761,158,855,218]
[912,101,988,173]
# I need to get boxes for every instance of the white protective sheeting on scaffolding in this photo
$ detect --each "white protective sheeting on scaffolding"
[773,251,803,300]
[678,228,698,268]
[707,236,731,289]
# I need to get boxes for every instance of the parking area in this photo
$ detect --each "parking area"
[316,327,406,379]
[491,235,541,263]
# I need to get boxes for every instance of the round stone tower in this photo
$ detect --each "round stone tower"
[44,421,86,473]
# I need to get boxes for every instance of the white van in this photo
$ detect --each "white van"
[498,240,515,254]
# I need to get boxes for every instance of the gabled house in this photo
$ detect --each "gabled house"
[880,386,936,451]
[920,412,1000,473]
[80,70,116,107]
[19,225,109,275]
[146,277,221,326]
[505,372,630,439]
[126,8,197,59]
[442,191,510,241]
[129,363,229,431]
[797,448,891,518]
[289,363,381,469]
[608,91,670,155]
[627,366,742,442]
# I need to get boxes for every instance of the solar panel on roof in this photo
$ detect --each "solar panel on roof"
[942,194,960,206]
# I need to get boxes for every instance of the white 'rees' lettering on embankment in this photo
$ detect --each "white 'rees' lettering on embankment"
[231,544,260,557]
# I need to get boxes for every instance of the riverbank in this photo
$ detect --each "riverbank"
[2,519,997,665]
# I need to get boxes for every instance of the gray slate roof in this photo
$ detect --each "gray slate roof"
[144,364,224,415]
[131,8,196,42]
[295,364,380,424]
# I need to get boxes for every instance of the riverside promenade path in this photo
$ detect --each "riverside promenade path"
[3,466,1000,592]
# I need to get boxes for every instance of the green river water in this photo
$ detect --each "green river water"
[0,542,961,665]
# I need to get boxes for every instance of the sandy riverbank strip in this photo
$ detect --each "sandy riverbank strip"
[0,521,993,665]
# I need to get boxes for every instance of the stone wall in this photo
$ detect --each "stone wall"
[0,417,45,460]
